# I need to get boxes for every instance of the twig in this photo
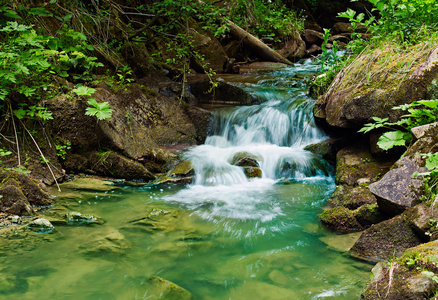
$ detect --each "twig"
[128,12,162,41]
[385,262,395,298]
[21,122,61,192]
[9,104,20,166]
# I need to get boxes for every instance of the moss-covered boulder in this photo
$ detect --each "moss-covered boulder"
[314,44,438,129]
[362,241,438,299]
[0,168,51,216]
[304,137,349,162]
[231,152,261,168]
[150,160,194,185]
[350,215,423,263]
[328,185,377,209]
[335,145,394,186]
[242,167,262,178]
[319,206,362,232]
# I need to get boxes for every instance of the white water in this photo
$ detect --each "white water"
[166,60,334,225]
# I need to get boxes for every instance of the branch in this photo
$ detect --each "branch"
[128,12,163,41]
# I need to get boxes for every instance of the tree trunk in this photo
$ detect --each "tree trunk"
[226,20,293,65]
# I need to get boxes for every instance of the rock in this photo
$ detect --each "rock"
[369,156,426,216]
[402,203,438,240]
[362,241,438,299]
[0,168,51,216]
[188,26,228,73]
[231,152,261,168]
[353,204,385,228]
[319,232,362,252]
[79,228,131,256]
[59,178,120,192]
[319,206,362,232]
[332,22,368,34]
[0,273,18,293]
[27,218,54,233]
[302,29,324,45]
[306,44,322,56]
[242,167,262,178]
[150,160,194,185]
[335,145,394,186]
[189,79,259,105]
[88,151,155,181]
[350,215,423,263]
[238,62,288,74]
[278,31,307,60]
[314,46,438,129]
[328,185,377,209]
[411,122,438,140]
[148,276,194,300]
[268,269,290,286]
[65,211,102,225]
[304,137,349,162]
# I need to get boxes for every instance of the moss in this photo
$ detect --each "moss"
[319,206,362,232]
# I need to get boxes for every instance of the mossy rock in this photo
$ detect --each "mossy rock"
[243,167,262,178]
[231,152,261,168]
[148,276,194,300]
[353,204,385,228]
[350,215,423,263]
[79,228,131,256]
[0,168,51,216]
[304,137,349,162]
[328,185,377,209]
[319,206,362,233]
[168,160,194,177]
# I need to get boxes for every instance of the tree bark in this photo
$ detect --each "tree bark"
[226,20,293,65]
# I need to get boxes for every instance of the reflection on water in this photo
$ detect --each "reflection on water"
[0,60,372,299]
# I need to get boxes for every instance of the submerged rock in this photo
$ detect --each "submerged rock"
[150,160,194,185]
[27,218,54,234]
[320,206,362,233]
[65,211,102,225]
[148,276,194,300]
[79,229,131,256]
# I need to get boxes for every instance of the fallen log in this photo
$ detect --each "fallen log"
[226,20,293,65]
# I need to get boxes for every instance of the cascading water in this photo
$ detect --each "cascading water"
[0,59,372,300]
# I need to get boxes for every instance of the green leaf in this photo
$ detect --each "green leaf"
[426,153,438,171]
[85,98,112,120]
[71,86,96,96]
[13,108,27,119]
[377,130,409,151]
[417,100,438,109]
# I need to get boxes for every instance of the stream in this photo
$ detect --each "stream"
[0,60,372,299]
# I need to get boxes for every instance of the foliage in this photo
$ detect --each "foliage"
[71,86,112,120]
[227,0,304,41]
[55,140,71,160]
[359,99,438,151]
[337,8,374,53]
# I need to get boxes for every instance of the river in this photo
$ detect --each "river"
[0,60,372,299]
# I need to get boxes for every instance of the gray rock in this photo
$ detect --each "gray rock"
[350,215,422,263]
[369,156,426,216]
[411,122,438,140]
[27,218,54,233]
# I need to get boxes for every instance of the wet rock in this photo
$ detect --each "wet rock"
[65,211,102,225]
[231,152,261,168]
[150,160,194,185]
[148,276,194,300]
[304,137,349,162]
[362,241,438,299]
[320,206,362,232]
[369,156,426,216]
[319,232,362,252]
[27,218,54,233]
[350,215,423,263]
[242,167,262,178]
[238,62,288,74]
[59,178,120,192]
[354,204,385,228]
[328,185,377,209]
[190,80,259,105]
[79,228,131,256]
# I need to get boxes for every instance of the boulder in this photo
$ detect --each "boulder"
[362,241,438,299]
[0,168,51,216]
[242,167,262,178]
[304,137,349,162]
[335,145,394,186]
[150,160,194,185]
[350,215,423,262]
[27,218,54,233]
[278,31,307,60]
[319,206,362,232]
[314,46,438,129]
[189,79,259,105]
[302,29,324,45]
[369,156,426,216]
[328,185,377,209]
[411,122,438,140]
[231,152,261,168]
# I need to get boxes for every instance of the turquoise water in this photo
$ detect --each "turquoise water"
[0,61,372,299]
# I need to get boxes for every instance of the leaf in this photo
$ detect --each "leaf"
[426,153,438,171]
[417,100,438,109]
[13,108,27,119]
[71,86,96,96]
[85,98,112,120]
[377,130,409,151]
